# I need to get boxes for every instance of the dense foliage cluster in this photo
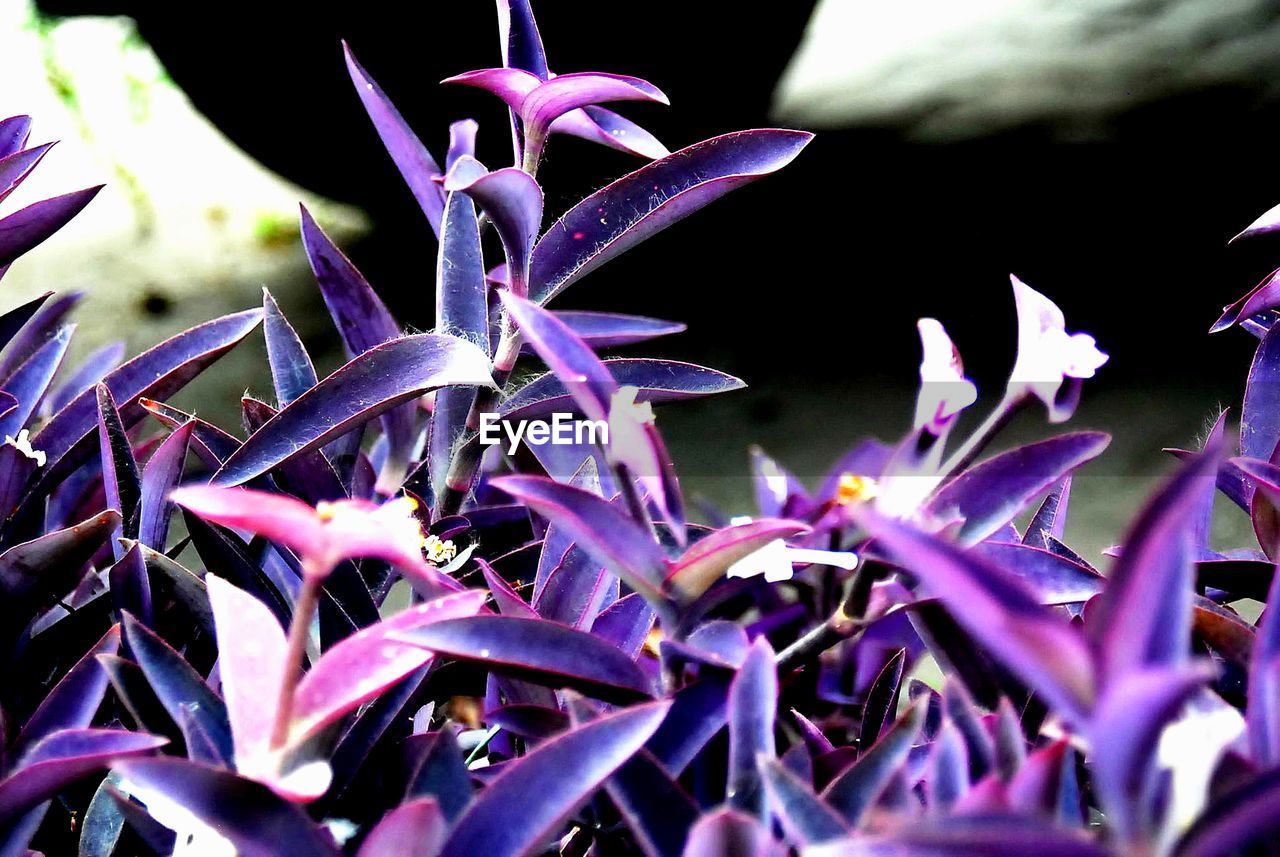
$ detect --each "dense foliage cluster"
[3,2,1280,855]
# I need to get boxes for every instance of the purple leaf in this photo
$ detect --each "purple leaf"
[140,397,241,467]
[853,507,1096,724]
[0,143,53,204]
[138,421,193,550]
[501,358,743,422]
[926,433,1109,545]
[491,475,669,606]
[604,746,698,857]
[439,700,669,857]
[429,185,488,501]
[1088,448,1220,684]
[96,383,141,552]
[646,677,730,774]
[11,625,119,756]
[299,205,418,486]
[45,339,125,417]
[447,119,478,170]
[664,519,810,601]
[573,106,670,159]
[1023,476,1072,548]
[111,758,341,856]
[206,575,288,767]
[0,290,80,384]
[212,334,493,487]
[121,611,234,764]
[728,637,778,818]
[972,542,1103,604]
[822,699,926,825]
[531,547,614,630]
[500,291,617,422]
[0,729,166,825]
[290,590,486,742]
[444,158,543,297]
[262,289,318,408]
[1243,321,1280,467]
[0,185,101,268]
[1250,561,1280,766]
[591,592,656,659]
[0,116,32,159]
[531,311,684,350]
[0,510,119,626]
[860,649,907,747]
[343,42,445,235]
[1213,265,1280,333]
[831,816,1111,856]
[682,809,784,857]
[0,292,51,355]
[523,73,666,135]
[530,130,813,304]
[405,730,472,821]
[0,323,73,439]
[357,797,446,857]
[760,758,848,845]
[393,614,653,704]
[1087,665,1213,840]
[29,309,263,490]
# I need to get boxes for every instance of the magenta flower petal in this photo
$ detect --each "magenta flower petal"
[172,487,327,563]
[206,575,289,772]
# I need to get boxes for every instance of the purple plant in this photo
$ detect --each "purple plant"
[4,2,1280,856]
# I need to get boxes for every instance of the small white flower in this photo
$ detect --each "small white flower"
[1008,276,1108,418]
[726,530,858,583]
[5,429,45,467]
[914,318,977,432]
[423,533,458,565]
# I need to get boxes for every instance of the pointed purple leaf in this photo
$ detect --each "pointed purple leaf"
[212,334,493,487]
[822,699,926,825]
[530,130,813,304]
[761,758,847,845]
[926,433,1109,546]
[111,759,341,856]
[683,808,784,857]
[262,289,317,408]
[0,185,101,268]
[46,339,125,417]
[0,729,166,825]
[0,323,73,439]
[343,42,444,235]
[0,292,51,356]
[12,625,119,756]
[0,117,31,159]
[728,637,778,818]
[1088,448,1220,684]
[501,358,743,422]
[491,475,669,607]
[529,311,684,351]
[440,700,668,857]
[591,591,656,659]
[393,614,652,704]
[972,541,1103,604]
[358,797,446,857]
[96,384,140,551]
[853,507,1096,724]
[29,309,263,490]
[138,421,193,550]
[0,143,53,204]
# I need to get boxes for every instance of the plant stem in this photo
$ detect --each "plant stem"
[776,560,878,674]
[268,569,323,750]
[937,389,1028,479]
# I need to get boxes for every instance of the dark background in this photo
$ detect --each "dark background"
[34,0,1280,401]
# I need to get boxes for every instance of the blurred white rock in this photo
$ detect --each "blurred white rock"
[0,0,365,377]
[772,0,1280,139]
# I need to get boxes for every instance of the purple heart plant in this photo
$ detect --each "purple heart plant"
[4,2,1280,855]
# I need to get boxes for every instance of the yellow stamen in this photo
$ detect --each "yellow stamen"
[315,501,337,521]
[835,473,879,506]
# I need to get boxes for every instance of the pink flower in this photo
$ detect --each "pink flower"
[1008,276,1108,422]
[170,486,457,584]
[914,318,978,434]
